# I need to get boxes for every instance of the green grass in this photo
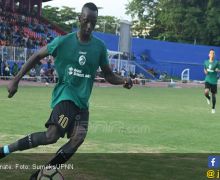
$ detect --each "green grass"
[0,85,219,179]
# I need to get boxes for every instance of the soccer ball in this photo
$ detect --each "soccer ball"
[37,168,64,180]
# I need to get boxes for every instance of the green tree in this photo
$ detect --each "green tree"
[42,6,119,34]
[126,0,158,38]
[153,0,207,43]
[42,5,78,33]
[58,6,79,32]
[126,0,220,46]
[205,0,220,45]
[96,16,119,34]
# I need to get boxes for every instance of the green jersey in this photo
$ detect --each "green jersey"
[204,60,219,84]
[47,32,109,109]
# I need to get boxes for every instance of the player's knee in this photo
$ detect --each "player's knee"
[45,126,60,144]
[204,90,209,95]
[70,130,87,148]
[77,132,86,145]
[45,132,59,144]
[212,93,216,97]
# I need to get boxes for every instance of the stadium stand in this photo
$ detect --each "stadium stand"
[93,32,220,81]
[1,0,220,82]
[0,5,63,48]
[0,0,65,82]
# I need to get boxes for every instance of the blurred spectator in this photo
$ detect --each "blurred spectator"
[113,67,117,73]
[29,67,36,77]
[45,68,54,83]
[40,67,45,77]
[159,72,167,81]
[130,72,138,84]
[121,52,129,60]
[35,61,42,76]
[120,67,126,77]
[3,63,10,76]
[129,72,137,79]
[47,58,52,69]
[53,69,58,83]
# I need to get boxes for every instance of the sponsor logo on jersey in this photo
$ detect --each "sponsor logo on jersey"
[79,55,86,66]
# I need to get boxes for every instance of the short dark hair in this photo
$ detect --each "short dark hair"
[82,2,98,13]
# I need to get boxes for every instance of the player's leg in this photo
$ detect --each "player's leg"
[211,93,216,113]
[0,101,75,159]
[47,110,89,167]
[211,84,217,113]
[30,101,86,179]
[204,82,211,105]
[0,125,60,158]
[45,126,88,167]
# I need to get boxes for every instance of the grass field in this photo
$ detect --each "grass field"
[0,85,219,179]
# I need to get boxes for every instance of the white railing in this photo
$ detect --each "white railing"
[0,46,37,62]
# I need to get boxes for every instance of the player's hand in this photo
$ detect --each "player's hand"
[215,68,220,72]
[7,80,19,98]
[123,78,133,89]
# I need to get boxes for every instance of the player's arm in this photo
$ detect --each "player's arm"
[204,62,208,74]
[215,62,220,72]
[101,64,133,89]
[7,46,49,98]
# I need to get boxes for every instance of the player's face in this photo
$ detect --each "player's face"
[209,50,215,60]
[79,8,97,37]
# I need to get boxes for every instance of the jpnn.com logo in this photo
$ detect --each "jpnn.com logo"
[207,156,220,179]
